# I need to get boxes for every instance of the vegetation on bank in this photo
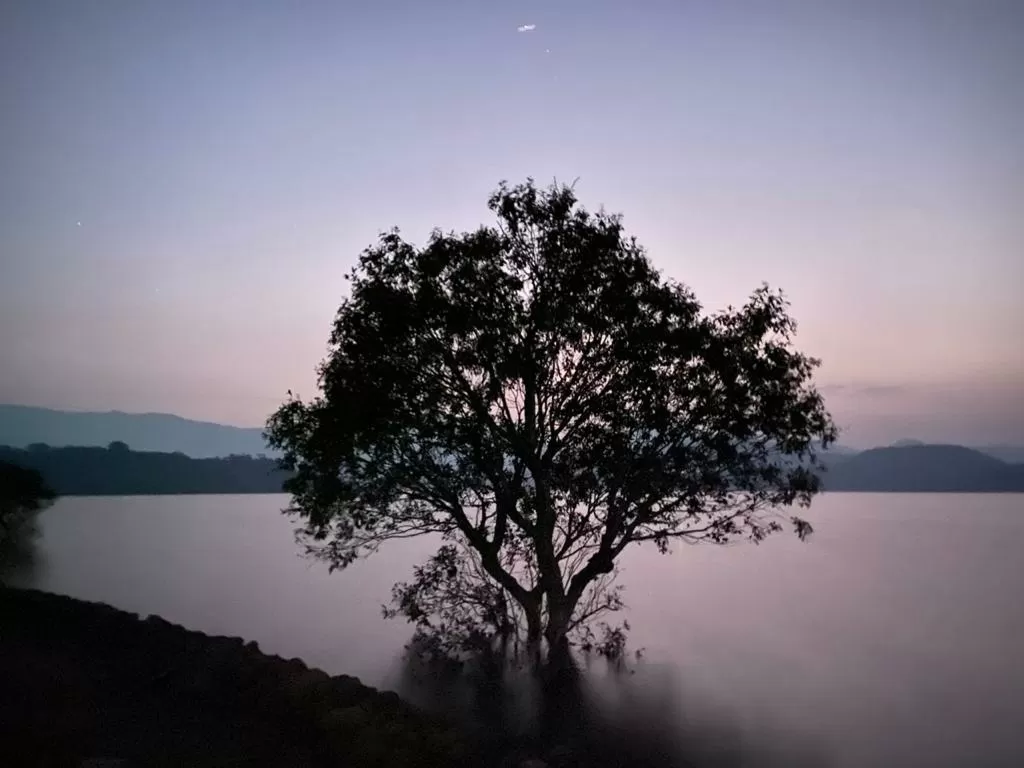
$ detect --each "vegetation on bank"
[0,462,56,577]
[3,439,1020,503]
[0,442,291,496]
[0,461,55,541]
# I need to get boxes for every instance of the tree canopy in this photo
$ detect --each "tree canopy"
[266,178,837,666]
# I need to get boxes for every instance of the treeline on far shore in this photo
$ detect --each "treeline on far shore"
[0,443,292,496]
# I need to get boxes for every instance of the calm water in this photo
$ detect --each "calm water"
[11,493,1024,767]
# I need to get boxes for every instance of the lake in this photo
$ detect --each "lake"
[11,493,1024,767]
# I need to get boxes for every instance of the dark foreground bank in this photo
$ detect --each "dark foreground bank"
[0,587,465,768]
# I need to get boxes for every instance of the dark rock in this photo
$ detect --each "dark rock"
[281,666,333,707]
[375,689,404,715]
[333,673,374,706]
[1,587,467,767]
[546,744,575,767]
[321,704,373,739]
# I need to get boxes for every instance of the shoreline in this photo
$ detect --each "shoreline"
[39,488,1024,498]
[0,587,466,767]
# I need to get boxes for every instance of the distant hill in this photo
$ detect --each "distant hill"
[0,405,274,459]
[889,439,926,448]
[973,445,1024,464]
[821,444,1024,492]
[884,438,1024,464]
[1,405,1022,495]
[0,443,291,496]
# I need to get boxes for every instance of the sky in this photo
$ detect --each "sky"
[1,0,1022,448]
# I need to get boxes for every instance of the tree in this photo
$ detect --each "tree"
[0,461,56,549]
[266,179,837,668]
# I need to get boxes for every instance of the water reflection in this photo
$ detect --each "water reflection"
[18,494,1024,767]
[393,649,832,767]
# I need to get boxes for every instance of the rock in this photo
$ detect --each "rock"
[280,666,333,707]
[143,614,172,628]
[181,630,208,657]
[186,638,239,688]
[321,704,372,735]
[421,729,467,763]
[333,673,374,706]
[346,736,393,767]
[546,744,575,767]
[215,634,246,651]
[3,587,470,768]
[374,689,404,715]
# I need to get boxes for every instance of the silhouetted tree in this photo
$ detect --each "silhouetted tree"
[107,440,130,452]
[266,179,837,668]
[0,461,56,557]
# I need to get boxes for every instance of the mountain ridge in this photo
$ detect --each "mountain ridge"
[0,405,275,459]
[2,440,1022,495]
[1,405,1023,493]
[820,444,1024,492]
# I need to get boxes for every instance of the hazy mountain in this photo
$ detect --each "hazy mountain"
[8,440,1017,496]
[890,439,925,448]
[821,444,1024,492]
[2,405,1022,493]
[885,438,1024,464]
[971,445,1024,464]
[0,405,275,459]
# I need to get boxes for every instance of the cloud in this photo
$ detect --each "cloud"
[517,24,536,32]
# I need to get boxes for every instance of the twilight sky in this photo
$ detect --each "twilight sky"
[1,0,1021,448]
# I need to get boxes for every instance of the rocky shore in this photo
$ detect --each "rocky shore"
[0,587,467,767]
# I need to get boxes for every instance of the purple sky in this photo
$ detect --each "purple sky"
[1,1,1022,448]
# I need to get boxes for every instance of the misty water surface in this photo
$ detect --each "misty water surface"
[12,493,1024,767]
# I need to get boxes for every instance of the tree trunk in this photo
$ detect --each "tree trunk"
[523,598,543,670]
[544,598,573,672]
[538,597,582,749]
